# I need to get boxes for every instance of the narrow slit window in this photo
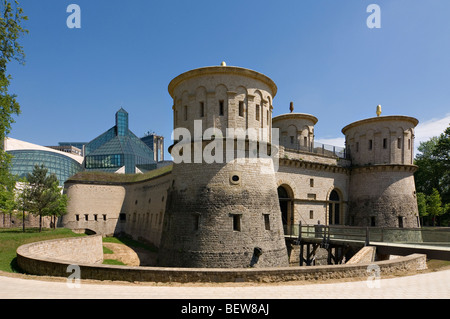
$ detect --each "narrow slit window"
[200,102,204,117]
[239,101,244,117]
[219,100,224,116]
[256,105,260,121]
[397,138,402,149]
[398,216,404,228]
[194,214,200,230]
[184,105,188,121]
[264,214,270,230]
[233,214,241,231]
[368,139,373,150]
[383,138,387,149]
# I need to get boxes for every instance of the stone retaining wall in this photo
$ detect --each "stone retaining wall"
[16,236,427,283]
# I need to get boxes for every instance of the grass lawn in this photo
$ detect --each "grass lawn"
[0,228,157,271]
[0,227,86,273]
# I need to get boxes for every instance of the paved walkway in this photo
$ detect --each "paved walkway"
[1,269,449,299]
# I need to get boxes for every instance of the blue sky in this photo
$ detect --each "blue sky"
[7,0,450,159]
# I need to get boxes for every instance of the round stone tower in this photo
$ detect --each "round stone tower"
[272,102,318,151]
[157,64,289,268]
[342,113,420,228]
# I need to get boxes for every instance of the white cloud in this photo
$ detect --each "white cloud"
[415,113,450,145]
[315,137,346,148]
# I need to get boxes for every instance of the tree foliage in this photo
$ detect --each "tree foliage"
[414,124,450,226]
[23,164,67,232]
[0,0,28,142]
[0,0,27,225]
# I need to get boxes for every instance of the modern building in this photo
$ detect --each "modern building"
[84,108,157,174]
[5,137,84,186]
[140,133,164,162]
[57,142,87,156]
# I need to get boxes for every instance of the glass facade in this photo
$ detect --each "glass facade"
[116,109,129,136]
[84,108,156,174]
[7,150,84,186]
[85,154,123,169]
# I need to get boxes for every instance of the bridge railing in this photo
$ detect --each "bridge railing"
[285,224,450,247]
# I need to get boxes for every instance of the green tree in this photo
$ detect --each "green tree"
[0,1,27,227]
[416,192,427,225]
[0,161,16,225]
[433,125,450,203]
[25,164,65,232]
[44,181,68,229]
[427,188,444,226]
[0,0,28,142]
[414,137,443,195]
[414,124,450,226]
[16,177,30,231]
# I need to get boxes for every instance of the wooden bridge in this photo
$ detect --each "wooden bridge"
[285,223,450,266]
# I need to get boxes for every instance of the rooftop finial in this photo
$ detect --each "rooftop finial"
[376,105,382,117]
[221,61,227,66]
[290,102,294,113]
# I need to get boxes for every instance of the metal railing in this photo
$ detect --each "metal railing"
[285,223,450,247]
[283,142,348,159]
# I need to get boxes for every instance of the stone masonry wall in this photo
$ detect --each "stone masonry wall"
[15,236,427,283]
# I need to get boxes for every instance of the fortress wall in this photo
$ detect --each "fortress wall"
[349,166,419,228]
[343,116,417,167]
[276,161,349,225]
[118,174,172,246]
[16,236,427,283]
[281,147,341,165]
[63,184,126,235]
[158,156,289,268]
[62,172,173,248]
[170,67,276,145]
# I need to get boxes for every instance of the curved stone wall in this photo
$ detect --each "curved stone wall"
[16,235,104,278]
[16,236,427,283]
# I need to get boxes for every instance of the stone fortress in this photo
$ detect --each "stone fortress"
[61,63,420,268]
